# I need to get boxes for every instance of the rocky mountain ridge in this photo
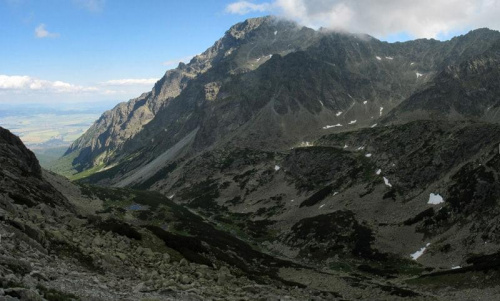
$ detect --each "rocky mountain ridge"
[60,16,318,174]
[54,19,500,188]
[24,16,500,300]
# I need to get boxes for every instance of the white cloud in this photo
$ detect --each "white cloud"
[162,55,195,68]
[73,0,105,12]
[0,75,96,93]
[225,0,500,39]
[0,75,163,103]
[101,78,158,86]
[225,1,273,15]
[34,24,60,39]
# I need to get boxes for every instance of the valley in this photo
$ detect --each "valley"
[2,15,500,300]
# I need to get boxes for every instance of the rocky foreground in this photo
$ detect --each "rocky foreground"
[0,203,319,300]
[0,126,336,300]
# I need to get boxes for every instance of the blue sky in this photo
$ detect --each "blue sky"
[0,0,268,104]
[1,0,498,104]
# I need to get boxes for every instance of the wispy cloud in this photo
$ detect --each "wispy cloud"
[100,78,158,86]
[225,1,273,15]
[0,75,96,93]
[0,74,163,103]
[73,0,105,12]
[34,24,60,39]
[225,0,500,39]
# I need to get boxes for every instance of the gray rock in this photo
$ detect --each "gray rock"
[9,218,24,231]
[0,208,8,221]
[217,272,230,285]
[219,266,230,275]
[116,252,127,261]
[133,282,146,293]
[91,235,105,247]
[67,217,85,229]
[29,271,48,281]
[142,248,154,258]
[49,230,64,242]
[180,274,191,285]
[4,288,43,301]
[0,256,32,275]
[162,253,171,263]
[116,240,129,250]
[35,203,54,216]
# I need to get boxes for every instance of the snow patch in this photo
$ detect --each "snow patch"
[376,169,382,175]
[410,243,431,260]
[451,266,461,270]
[323,124,342,129]
[365,153,372,157]
[416,72,423,78]
[428,193,444,205]
[333,192,339,196]
[410,62,415,66]
[371,123,377,128]
[363,101,367,104]
[274,30,278,35]
[376,56,382,60]
[383,177,392,187]
[379,107,384,116]
[274,165,281,171]
[300,141,313,147]
[348,120,357,125]
[168,194,175,199]
[344,144,348,149]
[356,146,365,151]
[319,204,325,209]
[319,100,324,106]
[385,56,394,60]
[336,111,343,116]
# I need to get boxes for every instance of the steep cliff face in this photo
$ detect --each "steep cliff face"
[0,127,41,178]
[0,127,70,209]
[62,16,318,174]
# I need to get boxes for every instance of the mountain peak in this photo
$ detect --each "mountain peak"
[450,27,500,42]
[226,15,301,40]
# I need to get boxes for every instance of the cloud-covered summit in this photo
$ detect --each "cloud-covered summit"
[226,0,500,39]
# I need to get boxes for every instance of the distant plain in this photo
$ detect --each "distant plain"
[0,102,116,167]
